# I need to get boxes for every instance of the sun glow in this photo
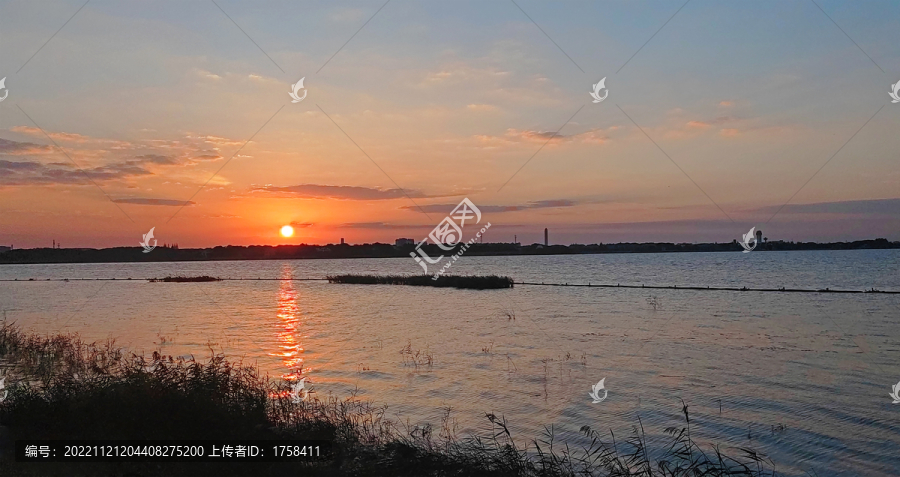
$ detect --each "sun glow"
[280,225,294,237]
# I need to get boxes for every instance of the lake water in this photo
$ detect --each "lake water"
[1,250,898,476]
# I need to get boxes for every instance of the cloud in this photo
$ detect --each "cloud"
[520,130,566,141]
[5,128,241,170]
[250,184,428,200]
[417,58,559,107]
[0,159,153,186]
[719,128,740,137]
[690,116,733,128]
[338,222,423,229]
[662,110,796,140]
[125,152,223,168]
[401,199,576,214]
[0,138,53,155]
[0,160,42,171]
[192,154,223,161]
[10,127,131,149]
[528,199,576,208]
[0,129,248,191]
[184,134,244,147]
[719,101,734,107]
[578,129,611,145]
[290,221,314,228]
[474,127,613,147]
[195,69,221,80]
[111,198,195,206]
[133,154,177,165]
[10,126,92,143]
[662,115,741,139]
[507,129,568,143]
[752,198,900,216]
[467,104,498,112]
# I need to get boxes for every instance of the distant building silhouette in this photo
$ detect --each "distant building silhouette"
[755,229,763,246]
[544,228,548,246]
[340,238,345,245]
[395,238,415,246]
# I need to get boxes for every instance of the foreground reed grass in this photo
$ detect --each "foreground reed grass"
[327,274,514,290]
[0,324,776,476]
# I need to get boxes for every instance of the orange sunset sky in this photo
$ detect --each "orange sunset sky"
[2,1,899,248]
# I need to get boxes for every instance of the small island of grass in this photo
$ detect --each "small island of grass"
[327,274,514,290]
[148,275,222,283]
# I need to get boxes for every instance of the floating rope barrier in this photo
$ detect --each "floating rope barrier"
[1,277,897,294]
[0,278,329,281]
[515,281,899,294]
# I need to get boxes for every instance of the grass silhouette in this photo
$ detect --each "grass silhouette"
[0,324,776,476]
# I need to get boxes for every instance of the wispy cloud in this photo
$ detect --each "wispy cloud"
[0,138,53,155]
[251,184,429,200]
[11,126,131,149]
[467,104,499,112]
[658,110,797,140]
[751,198,900,216]
[0,129,246,189]
[111,198,196,206]
[0,159,153,186]
[719,128,740,137]
[474,127,613,148]
[338,222,424,229]
[401,199,576,215]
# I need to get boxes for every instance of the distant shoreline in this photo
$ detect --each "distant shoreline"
[0,238,897,265]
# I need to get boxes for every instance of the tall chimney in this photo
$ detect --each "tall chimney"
[544,228,548,246]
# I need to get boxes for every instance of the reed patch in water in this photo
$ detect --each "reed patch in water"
[327,274,513,290]
[148,275,222,282]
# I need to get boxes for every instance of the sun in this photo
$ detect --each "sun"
[280,225,294,237]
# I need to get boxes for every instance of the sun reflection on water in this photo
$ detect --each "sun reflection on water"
[271,265,305,380]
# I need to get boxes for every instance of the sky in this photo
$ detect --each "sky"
[1,0,899,248]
